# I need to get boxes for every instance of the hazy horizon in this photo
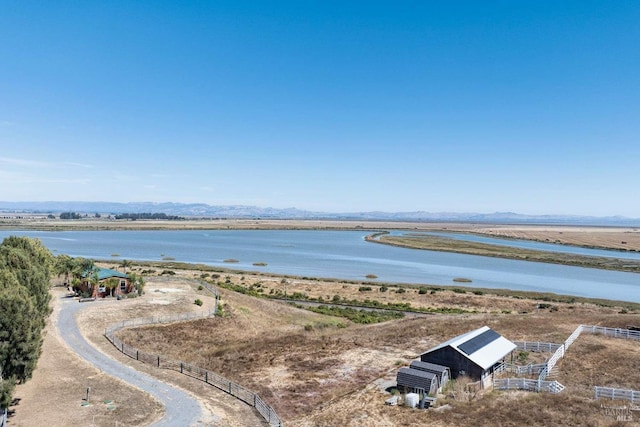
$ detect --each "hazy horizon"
[2,200,639,222]
[2,2,638,217]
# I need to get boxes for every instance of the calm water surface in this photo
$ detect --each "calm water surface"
[1,229,638,303]
[411,231,640,260]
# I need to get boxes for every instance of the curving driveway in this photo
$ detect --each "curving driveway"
[58,295,205,426]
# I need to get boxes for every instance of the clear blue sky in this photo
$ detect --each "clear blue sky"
[1,1,638,216]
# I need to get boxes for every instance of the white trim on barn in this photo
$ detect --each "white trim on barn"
[420,326,516,387]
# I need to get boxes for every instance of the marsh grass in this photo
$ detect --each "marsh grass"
[378,234,640,273]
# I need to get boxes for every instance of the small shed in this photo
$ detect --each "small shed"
[410,360,450,391]
[396,367,439,396]
[420,326,516,388]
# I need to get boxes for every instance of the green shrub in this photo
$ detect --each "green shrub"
[358,286,372,292]
[194,299,203,306]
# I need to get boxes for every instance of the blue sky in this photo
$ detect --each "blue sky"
[1,1,638,216]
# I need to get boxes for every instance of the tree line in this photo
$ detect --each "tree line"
[0,237,53,409]
[114,212,183,220]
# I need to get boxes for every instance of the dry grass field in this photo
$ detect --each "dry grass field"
[463,224,640,252]
[114,266,640,427]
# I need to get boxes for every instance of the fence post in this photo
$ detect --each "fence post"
[205,371,208,384]
[136,350,139,361]
[157,355,160,367]
[229,381,232,394]
[180,362,183,374]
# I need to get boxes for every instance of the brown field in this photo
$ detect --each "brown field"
[460,224,640,252]
[114,266,640,427]
[8,221,640,426]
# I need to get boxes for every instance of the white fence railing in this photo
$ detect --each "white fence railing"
[564,325,584,350]
[515,341,563,353]
[581,326,640,341]
[595,386,640,404]
[494,378,565,393]
[505,363,548,376]
[500,325,640,396]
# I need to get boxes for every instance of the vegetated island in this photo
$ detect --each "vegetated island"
[368,232,640,273]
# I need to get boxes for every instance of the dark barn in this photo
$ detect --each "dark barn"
[420,326,516,388]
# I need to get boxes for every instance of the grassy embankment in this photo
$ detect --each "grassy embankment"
[112,259,640,313]
[371,232,640,273]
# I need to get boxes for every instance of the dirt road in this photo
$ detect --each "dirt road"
[58,295,208,426]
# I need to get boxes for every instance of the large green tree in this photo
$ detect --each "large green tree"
[0,237,53,410]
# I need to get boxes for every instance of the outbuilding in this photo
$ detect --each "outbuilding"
[396,367,439,396]
[409,360,450,391]
[420,326,516,388]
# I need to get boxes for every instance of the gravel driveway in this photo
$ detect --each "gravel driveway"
[58,295,206,426]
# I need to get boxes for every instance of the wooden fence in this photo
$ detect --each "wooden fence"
[104,278,283,426]
[594,386,640,404]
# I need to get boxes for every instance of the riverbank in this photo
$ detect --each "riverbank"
[106,259,640,311]
[370,232,640,273]
[2,218,638,253]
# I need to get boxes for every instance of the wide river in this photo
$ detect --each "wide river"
[1,229,638,303]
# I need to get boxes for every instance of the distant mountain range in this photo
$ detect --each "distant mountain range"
[0,201,638,226]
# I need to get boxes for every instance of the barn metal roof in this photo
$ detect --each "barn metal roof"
[421,326,516,370]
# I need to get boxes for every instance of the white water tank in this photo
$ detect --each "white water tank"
[405,393,419,408]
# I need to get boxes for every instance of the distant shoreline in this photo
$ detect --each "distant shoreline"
[366,232,640,273]
[2,217,639,253]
